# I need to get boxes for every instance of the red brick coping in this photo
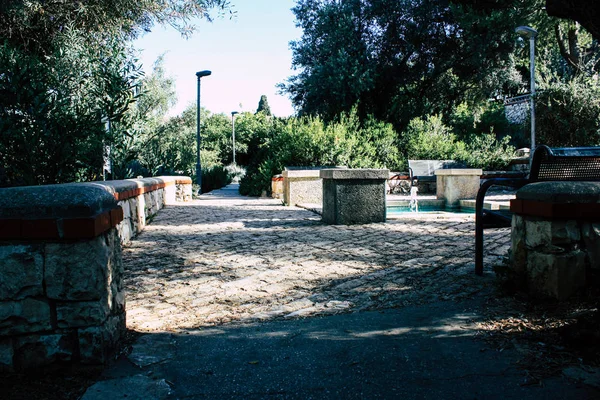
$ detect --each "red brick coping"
[0,207,124,240]
[0,176,192,240]
[510,199,600,219]
[113,177,191,201]
[510,181,600,220]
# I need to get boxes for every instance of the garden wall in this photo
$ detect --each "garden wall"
[0,176,192,371]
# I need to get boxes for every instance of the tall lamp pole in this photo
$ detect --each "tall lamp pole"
[196,70,212,193]
[231,111,239,164]
[516,26,538,154]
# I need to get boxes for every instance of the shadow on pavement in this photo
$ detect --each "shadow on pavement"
[82,301,598,399]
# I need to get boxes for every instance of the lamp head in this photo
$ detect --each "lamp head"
[231,111,239,116]
[515,26,538,39]
[196,70,212,78]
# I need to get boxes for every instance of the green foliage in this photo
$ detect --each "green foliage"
[256,95,272,116]
[239,110,401,196]
[458,134,516,170]
[535,78,600,147]
[0,29,141,186]
[403,115,464,161]
[201,165,232,194]
[401,114,515,170]
[0,1,231,55]
[0,1,231,187]
[281,0,532,131]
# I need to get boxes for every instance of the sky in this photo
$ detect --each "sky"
[134,1,302,117]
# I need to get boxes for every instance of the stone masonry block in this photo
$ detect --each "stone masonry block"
[510,215,527,275]
[582,222,600,270]
[13,333,74,370]
[527,250,586,300]
[0,298,52,335]
[56,301,110,328]
[45,235,110,301]
[0,244,44,300]
[0,338,14,372]
[525,220,551,249]
[525,219,580,249]
[78,313,125,364]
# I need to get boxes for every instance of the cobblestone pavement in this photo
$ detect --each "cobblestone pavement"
[123,190,511,332]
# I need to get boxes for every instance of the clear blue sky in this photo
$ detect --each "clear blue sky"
[134,1,301,117]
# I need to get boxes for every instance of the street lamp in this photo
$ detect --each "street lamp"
[195,70,211,193]
[516,26,538,153]
[231,111,239,164]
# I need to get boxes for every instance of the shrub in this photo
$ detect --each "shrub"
[535,79,600,147]
[402,115,465,161]
[201,165,232,194]
[239,110,402,196]
[456,133,515,170]
[402,114,516,170]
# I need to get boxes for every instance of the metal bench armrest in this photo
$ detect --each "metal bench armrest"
[475,178,528,275]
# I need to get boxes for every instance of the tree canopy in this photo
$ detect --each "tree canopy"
[0,0,231,186]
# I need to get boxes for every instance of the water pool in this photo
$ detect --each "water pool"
[387,205,474,215]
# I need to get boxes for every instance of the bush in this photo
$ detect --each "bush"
[402,115,465,162]
[402,114,515,170]
[535,79,600,147]
[456,133,515,170]
[201,165,232,194]
[239,110,402,196]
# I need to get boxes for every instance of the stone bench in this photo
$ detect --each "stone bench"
[0,176,192,371]
[509,181,600,299]
[321,169,389,225]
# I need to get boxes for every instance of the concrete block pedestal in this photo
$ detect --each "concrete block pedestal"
[435,169,483,208]
[321,169,389,225]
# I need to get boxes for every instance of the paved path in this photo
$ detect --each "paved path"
[124,185,509,332]
[82,185,598,399]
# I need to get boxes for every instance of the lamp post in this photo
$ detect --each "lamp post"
[515,26,538,153]
[195,70,212,193]
[231,111,239,164]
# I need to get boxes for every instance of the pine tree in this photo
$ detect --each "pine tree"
[256,95,272,116]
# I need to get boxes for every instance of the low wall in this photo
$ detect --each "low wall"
[283,170,322,206]
[435,169,482,208]
[509,181,600,300]
[271,175,283,199]
[0,176,192,371]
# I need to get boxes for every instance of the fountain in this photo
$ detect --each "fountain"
[409,184,419,212]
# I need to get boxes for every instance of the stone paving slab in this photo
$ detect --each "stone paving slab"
[123,188,510,332]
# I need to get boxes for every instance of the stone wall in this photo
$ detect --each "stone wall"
[509,181,600,300]
[0,176,192,371]
[283,170,323,206]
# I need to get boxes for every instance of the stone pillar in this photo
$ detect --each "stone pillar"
[320,169,389,225]
[509,181,600,300]
[0,185,126,371]
[435,169,482,208]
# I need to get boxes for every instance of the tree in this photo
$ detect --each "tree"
[256,95,272,116]
[0,1,231,55]
[546,0,600,41]
[0,29,141,186]
[0,0,231,186]
[280,0,531,132]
